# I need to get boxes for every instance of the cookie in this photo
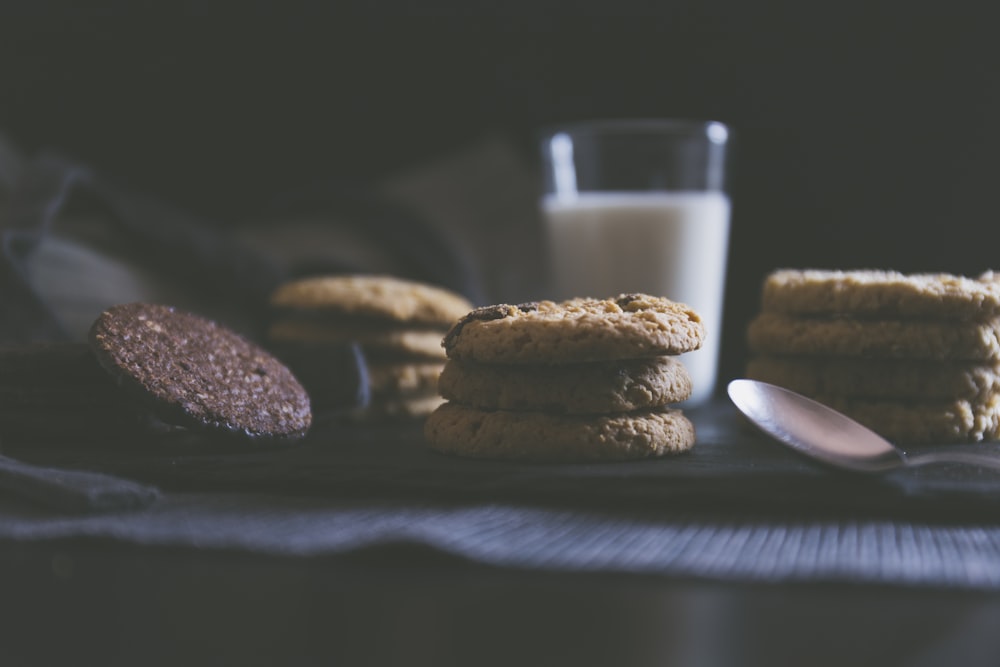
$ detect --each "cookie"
[89,302,312,443]
[269,274,474,327]
[366,361,443,396]
[443,294,705,364]
[760,269,1000,320]
[424,402,695,462]
[746,357,1000,400]
[814,394,1000,444]
[438,356,692,414]
[747,313,1000,361]
[267,320,446,360]
[333,361,444,421]
[348,393,446,421]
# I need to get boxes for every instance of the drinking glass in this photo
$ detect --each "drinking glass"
[540,119,731,405]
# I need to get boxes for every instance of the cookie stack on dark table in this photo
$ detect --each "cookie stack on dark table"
[745,269,1000,444]
[424,293,705,461]
[266,274,472,420]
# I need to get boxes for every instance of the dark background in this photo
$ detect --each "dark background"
[1,1,997,386]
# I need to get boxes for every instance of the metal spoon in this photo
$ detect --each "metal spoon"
[727,379,1000,473]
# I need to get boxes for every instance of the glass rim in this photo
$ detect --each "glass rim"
[539,117,730,141]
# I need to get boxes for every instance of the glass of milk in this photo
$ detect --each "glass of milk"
[540,119,731,405]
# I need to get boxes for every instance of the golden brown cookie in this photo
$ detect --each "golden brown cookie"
[269,274,473,327]
[366,361,443,396]
[438,356,691,413]
[747,313,1000,361]
[746,357,1000,400]
[443,294,705,364]
[815,394,1000,444]
[424,402,696,462]
[348,393,446,422]
[267,320,446,360]
[760,269,1000,320]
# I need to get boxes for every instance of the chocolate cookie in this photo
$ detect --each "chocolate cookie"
[443,294,705,364]
[89,303,312,443]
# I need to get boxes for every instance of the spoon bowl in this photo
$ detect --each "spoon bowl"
[727,379,1000,474]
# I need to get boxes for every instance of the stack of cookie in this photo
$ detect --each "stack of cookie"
[0,303,312,446]
[746,269,1000,444]
[266,274,473,420]
[425,293,705,461]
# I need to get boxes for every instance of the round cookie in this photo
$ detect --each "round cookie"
[269,274,474,327]
[760,269,1000,320]
[814,394,1000,444]
[348,393,446,422]
[89,302,312,443]
[424,402,696,462]
[366,361,443,396]
[439,356,692,413]
[747,313,1000,361]
[746,357,1000,400]
[267,320,446,360]
[443,294,705,364]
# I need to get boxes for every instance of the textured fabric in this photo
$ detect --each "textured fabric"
[0,152,283,343]
[0,454,160,514]
[0,145,485,345]
[2,491,1000,590]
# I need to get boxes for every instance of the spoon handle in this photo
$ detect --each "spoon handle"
[905,449,1000,472]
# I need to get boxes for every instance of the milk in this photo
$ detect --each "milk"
[543,192,731,405]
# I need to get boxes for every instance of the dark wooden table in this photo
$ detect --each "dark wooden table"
[4,399,1000,665]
